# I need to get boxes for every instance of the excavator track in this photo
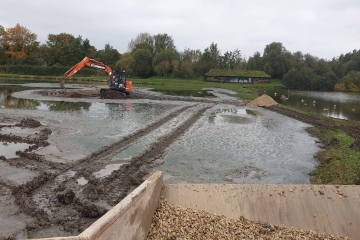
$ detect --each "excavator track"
[100,88,128,99]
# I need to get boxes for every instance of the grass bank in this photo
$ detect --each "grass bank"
[308,127,360,185]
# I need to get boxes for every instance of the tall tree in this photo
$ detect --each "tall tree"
[83,38,97,58]
[128,32,153,53]
[133,49,153,78]
[96,43,121,67]
[45,33,76,66]
[219,49,242,69]
[314,59,332,76]
[282,66,317,90]
[3,24,39,63]
[262,42,292,78]
[153,49,179,68]
[303,53,319,70]
[0,25,5,64]
[115,53,135,75]
[60,35,85,65]
[247,51,263,70]
[180,48,202,63]
[202,42,221,65]
[153,33,176,55]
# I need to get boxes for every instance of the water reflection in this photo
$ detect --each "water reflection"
[0,85,41,109]
[0,85,91,111]
[258,89,360,121]
[46,101,91,112]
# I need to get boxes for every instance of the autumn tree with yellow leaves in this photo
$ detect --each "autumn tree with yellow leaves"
[2,24,39,63]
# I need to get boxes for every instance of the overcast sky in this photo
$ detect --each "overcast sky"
[1,0,359,60]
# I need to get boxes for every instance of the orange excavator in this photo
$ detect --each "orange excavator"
[61,56,133,96]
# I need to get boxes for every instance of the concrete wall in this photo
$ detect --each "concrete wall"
[162,184,360,239]
[32,171,163,240]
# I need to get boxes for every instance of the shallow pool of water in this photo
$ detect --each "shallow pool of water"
[0,141,33,159]
[2,101,176,163]
[151,105,320,184]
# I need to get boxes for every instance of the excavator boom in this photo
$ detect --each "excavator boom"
[63,56,113,79]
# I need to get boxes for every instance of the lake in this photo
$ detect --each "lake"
[258,88,360,121]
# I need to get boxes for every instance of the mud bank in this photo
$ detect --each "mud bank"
[17,86,244,106]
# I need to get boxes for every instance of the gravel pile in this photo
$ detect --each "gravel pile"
[147,199,350,240]
[246,94,278,107]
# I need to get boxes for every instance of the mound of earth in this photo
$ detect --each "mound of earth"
[100,90,128,99]
[15,118,42,128]
[246,94,277,107]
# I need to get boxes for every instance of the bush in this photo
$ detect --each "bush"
[334,83,346,91]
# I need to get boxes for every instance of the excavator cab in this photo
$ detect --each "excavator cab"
[109,70,132,95]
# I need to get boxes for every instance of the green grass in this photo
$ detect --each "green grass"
[131,77,283,100]
[205,69,271,78]
[308,127,360,185]
[0,73,283,100]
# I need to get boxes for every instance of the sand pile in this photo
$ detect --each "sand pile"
[246,94,278,107]
[147,200,349,240]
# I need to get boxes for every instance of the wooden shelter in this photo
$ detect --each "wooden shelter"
[205,69,271,84]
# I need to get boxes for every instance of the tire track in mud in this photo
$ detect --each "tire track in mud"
[29,103,212,235]
[96,104,213,204]
[14,104,202,234]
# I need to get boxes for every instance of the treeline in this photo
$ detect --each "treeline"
[247,42,360,91]
[0,24,359,91]
[0,24,120,76]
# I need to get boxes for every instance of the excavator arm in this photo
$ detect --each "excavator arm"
[60,57,113,90]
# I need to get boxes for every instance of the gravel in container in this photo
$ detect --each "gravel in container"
[147,199,350,240]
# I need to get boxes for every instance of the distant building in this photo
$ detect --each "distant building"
[205,69,271,84]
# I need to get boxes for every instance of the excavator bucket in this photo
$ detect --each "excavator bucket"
[60,77,67,92]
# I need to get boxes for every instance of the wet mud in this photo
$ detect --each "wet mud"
[35,87,244,106]
[0,87,217,238]
[1,87,353,239]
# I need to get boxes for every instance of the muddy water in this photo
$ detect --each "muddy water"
[0,83,326,238]
[260,89,360,121]
[111,106,197,162]
[150,105,320,184]
[0,160,38,184]
[0,141,33,158]
[2,102,176,163]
